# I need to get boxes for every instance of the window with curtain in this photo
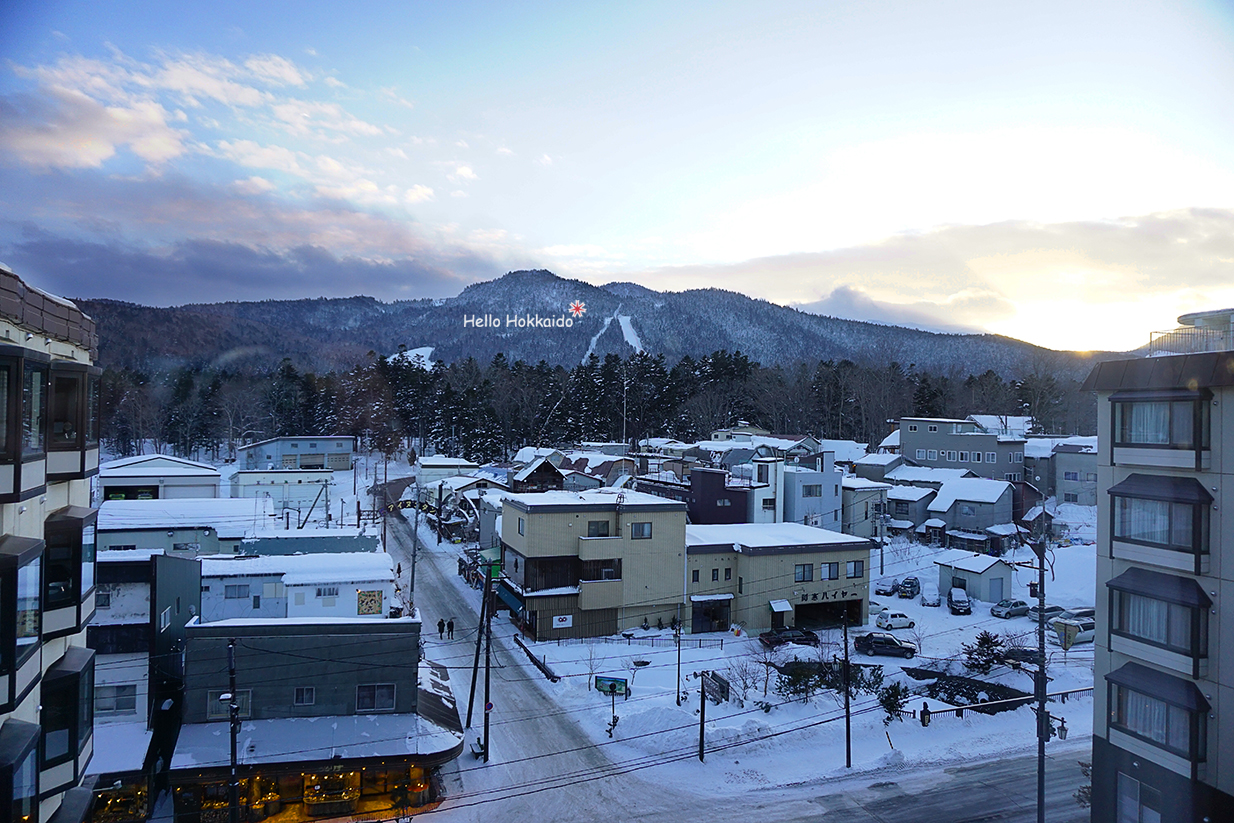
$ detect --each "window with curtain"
[1113,496,1206,553]
[1112,684,1199,758]
[1115,400,1208,449]
[1114,591,1201,655]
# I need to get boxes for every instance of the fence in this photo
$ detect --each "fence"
[548,635,726,650]
[922,686,1094,721]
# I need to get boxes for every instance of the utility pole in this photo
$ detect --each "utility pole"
[227,639,239,823]
[675,624,682,707]
[698,671,707,762]
[410,480,419,600]
[1034,538,1047,823]
[483,581,493,763]
[843,614,851,768]
[465,575,490,728]
[436,482,443,545]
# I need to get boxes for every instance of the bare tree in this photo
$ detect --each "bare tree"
[748,642,782,696]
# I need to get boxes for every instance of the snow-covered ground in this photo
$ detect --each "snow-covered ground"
[417,521,1098,802]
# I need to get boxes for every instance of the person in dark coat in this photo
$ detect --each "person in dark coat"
[447,619,455,639]
[437,618,446,639]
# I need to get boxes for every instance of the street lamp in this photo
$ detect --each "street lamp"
[218,690,239,823]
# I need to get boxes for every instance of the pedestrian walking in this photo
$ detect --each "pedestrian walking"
[447,619,455,639]
[437,618,445,639]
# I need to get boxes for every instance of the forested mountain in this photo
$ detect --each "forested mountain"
[76,269,1114,378]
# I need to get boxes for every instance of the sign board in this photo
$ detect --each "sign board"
[553,614,573,629]
[1058,621,1079,651]
[595,676,627,696]
[382,499,419,514]
[702,671,730,704]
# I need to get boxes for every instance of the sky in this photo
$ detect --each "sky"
[1,0,1232,352]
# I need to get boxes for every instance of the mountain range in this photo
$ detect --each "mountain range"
[76,270,1114,378]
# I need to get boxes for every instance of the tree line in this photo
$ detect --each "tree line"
[100,348,1096,463]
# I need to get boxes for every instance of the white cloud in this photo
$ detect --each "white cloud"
[323,76,345,88]
[451,190,467,198]
[270,98,383,137]
[405,184,434,203]
[244,54,308,87]
[496,146,514,156]
[536,153,553,166]
[379,87,415,109]
[216,139,304,175]
[153,53,269,108]
[231,176,276,194]
[446,163,477,183]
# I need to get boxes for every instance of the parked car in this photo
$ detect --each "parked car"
[854,631,917,658]
[874,579,900,596]
[1048,617,1096,647]
[868,600,888,617]
[876,611,916,630]
[1049,607,1096,631]
[919,590,941,607]
[758,627,820,648]
[991,599,1030,619]
[897,576,921,598]
[1026,604,1065,624]
[947,587,972,615]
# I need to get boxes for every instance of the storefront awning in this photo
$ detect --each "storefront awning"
[496,585,524,613]
[690,593,734,602]
[769,599,793,613]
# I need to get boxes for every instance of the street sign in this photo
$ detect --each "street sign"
[382,499,419,514]
[1059,621,1079,651]
[595,676,627,696]
[484,702,494,713]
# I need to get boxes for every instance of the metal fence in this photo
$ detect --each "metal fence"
[922,686,1094,721]
[549,635,726,650]
[1148,326,1234,356]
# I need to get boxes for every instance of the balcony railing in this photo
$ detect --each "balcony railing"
[1147,326,1234,356]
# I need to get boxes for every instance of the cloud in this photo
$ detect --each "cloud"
[152,53,270,108]
[445,163,477,183]
[323,76,345,88]
[496,146,514,156]
[244,54,308,87]
[405,184,434,203]
[535,154,553,166]
[379,87,415,109]
[231,176,275,195]
[450,190,467,198]
[270,98,383,137]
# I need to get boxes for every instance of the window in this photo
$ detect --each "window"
[802,484,822,498]
[762,498,776,511]
[517,517,525,536]
[927,449,938,460]
[95,684,137,716]
[946,450,957,462]
[581,559,622,580]
[1064,471,1079,481]
[821,562,839,580]
[159,606,171,631]
[711,568,719,582]
[1014,451,1023,463]
[757,464,768,484]
[356,683,396,712]
[692,569,699,583]
[960,504,975,517]
[1064,493,1079,503]
[631,522,652,539]
[915,449,926,459]
[1112,490,1208,555]
[972,452,983,463]
[1108,568,1210,658]
[1116,773,1162,823]
[7,739,38,823]
[1005,473,1022,482]
[252,595,261,609]
[41,647,94,769]
[1113,397,1209,449]
[715,498,731,507]
[908,424,918,432]
[586,520,609,538]
[96,590,111,609]
[724,568,732,581]
[794,563,813,582]
[41,507,98,628]
[294,686,315,706]
[895,501,909,516]
[928,424,938,432]
[21,362,47,455]
[1110,684,1203,759]
[985,452,997,463]
[846,560,864,579]
[207,689,251,720]
[959,451,970,462]
[738,577,743,594]
[224,584,250,599]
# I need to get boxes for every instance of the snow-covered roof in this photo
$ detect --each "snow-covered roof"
[1024,436,1095,459]
[418,456,480,468]
[513,456,562,482]
[885,519,914,529]
[98,498,277,539]
[986,523,1027,536]
[878,430,900,449]
[855,452,899,466]
[922,518,947,528]
[885,466,975,484]
[85,722,153,776]
[98,548,165,563]
[969,415,1034,437]
[886,485,934,502]
[1052,436,1098,455]
[686,522,870,550]
[470,466,511,484]
[513,446,561,465]
[504,488,681,509]
[815,439,868,463]
[928,478,1012,512]
[932,548,1015,574]
[842,476,891,491]
[201,552,393,586]
[100,454,221,478]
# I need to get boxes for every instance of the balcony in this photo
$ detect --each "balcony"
[1147,325,1234,356]
[578,579,623,610]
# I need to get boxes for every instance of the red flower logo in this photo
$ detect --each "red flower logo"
[569,300,587,318]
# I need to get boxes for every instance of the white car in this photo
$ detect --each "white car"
[876,611,915,630]
[1048,617,1095,647]
[868,600,889,617]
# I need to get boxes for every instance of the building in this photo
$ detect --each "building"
[98,455,221,500]
[924,478,1017,553]
[0,263,100,823]
[782,457,841,530]
[1054,439,1099,505]
[634,467,750,526]
[229,468,333,512]
[497,489,687,639]
[1082,325,1234,822]
[97,498,279,555]
[415,455,480,488]
[198,553,398,622]
[885,484,935,532]
[685,523,873,630]
[841,476,891,539]
[932,548,1016,604]
[897,416,1028,482]
[169,615,462,821]
[235,436,355,471]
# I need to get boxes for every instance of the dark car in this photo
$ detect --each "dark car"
[854,631,917,658]
[874,578,900,596]
[897,576,920,598]
[759,627,820,648]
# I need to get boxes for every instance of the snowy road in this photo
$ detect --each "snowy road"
[381,504,1090,822]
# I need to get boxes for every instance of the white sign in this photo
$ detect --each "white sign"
[553,614,573,628]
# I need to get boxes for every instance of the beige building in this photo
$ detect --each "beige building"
[685,523,872,632]
[1083,320,1234,822]
[498,489,687,638]
[0,263,100,823]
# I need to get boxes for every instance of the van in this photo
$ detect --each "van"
[948,587,972,615]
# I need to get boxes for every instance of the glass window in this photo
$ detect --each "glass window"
[756,464,768,484]
[724,567,732,581]
[1064,471,1079,481]
[691,569,699,583]
[1116,773,1162,823]
[315,586,339,598]
[631,522,652,539]
[11,746,37,823]
[86,375,99,444]
[1111,684,1201,759]
[15,556,39,666]
[1115,400,1208,449]
[40,653,93,767]
[586,520,609,538]
[846,560,864,578]
[822,562,839,580]
[207,689,251,720]
[96,684,138,715]
[294,686,315,706]
[21,363,46,455]
[959,451,970,462]
[915,449,926,459]
[81,523,95,595]
[927,450,937,460]
[794,564,812,582]
[711,568,719,582]
[1114,496,1207,554]
[517,517,525,536]
[0,364,9,455]
[224,584,250,599]
[51,373,81,448]
[44,541,75,609]
[356,683,395,712]
[1113,591,1203,656]
[802,484,821,498]
[972,452,983,463]
[761,498,775,510]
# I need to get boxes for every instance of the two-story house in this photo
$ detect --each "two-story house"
[898,416,1028,482]
[924,478,1016,552]
[498,489,687,638]
[198,553,397,622]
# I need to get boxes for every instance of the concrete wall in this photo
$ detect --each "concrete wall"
[1055,450,1098,506]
